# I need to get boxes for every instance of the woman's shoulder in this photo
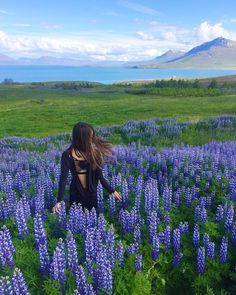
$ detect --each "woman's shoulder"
[62,149,71,158]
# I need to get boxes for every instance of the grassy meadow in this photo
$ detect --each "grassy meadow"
[0,77,236,145]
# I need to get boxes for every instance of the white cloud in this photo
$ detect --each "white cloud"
[135,31,154,40]
[0,9,8,15]
[195,21,230,42]
[11,24,32,27]
[161,31,177,42]
[1,20,236,61]
[117,0,159,16]
[42,24,63,30]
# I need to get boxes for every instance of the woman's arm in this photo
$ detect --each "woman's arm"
[97,166,115,194]
[57,151,70,202]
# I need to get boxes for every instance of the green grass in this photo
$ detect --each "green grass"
[0,83,236,138]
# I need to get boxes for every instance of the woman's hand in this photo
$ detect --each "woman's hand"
[52,202,61,214]
[112,191,122,201]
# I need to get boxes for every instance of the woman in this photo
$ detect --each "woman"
[52,121,122,214]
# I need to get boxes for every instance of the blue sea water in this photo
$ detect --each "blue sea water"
[0,65,236,84]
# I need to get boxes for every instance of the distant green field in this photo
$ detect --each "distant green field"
[0,81,236,139]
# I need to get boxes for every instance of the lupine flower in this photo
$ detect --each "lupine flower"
[12,267,30,295]
[219,236,228,264]
[173,228,181,253]
[97,182,104,213]
[215,205,224,222]
[96,245,113,294]
[15,200,29,240]
[115,240,124,266]
[58,200,67,230]
[152,233,159,260]
[134,254,142,272]
[0,275,13,294]
[66,230,79,274]
[193,224,200,248]
[225,204,234,230]
[0,225,15,268]
[50,238,66,292]
[173,251,183,267]
[197,247,205,274]
[232,223,236,246]
[206,241,215,260]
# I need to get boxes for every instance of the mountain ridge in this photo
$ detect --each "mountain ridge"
[0,37,236,69]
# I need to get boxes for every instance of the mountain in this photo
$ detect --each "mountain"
[1,37,236,68]
[0,54,16,65]
[0,54,125,67]
[134,37,236,69]
[124,50,185,67]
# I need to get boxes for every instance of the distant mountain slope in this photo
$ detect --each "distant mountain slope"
[1,37,236,68]
[0,53,16,64]
[124,50,185,67]
[135,37,236,69]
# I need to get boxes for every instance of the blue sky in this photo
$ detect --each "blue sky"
[1,0,236,60]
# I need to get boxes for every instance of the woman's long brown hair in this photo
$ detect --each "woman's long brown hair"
[66,122,115,170]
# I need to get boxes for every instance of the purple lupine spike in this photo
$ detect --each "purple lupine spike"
[194,205,201,222]
[173,228,181,253]
[106,224,115,269]
[225,204,234,230]
[58,200,67,230]
[193,224,200,248]
[89,207,98,228]
[38,243,50,275]
[109,194,116,216]
[173,190,180,208]
[66,230,79,274]
[97,214,107,242]
[219,236,228,264]
[21,195,31,220]
[173,251,183,267]
[147,210,158,243]
[0,275,13,294]
[33,213,47,249]
[200,209,208,223]
[97,182,104,213]
[232,223,236,246]
[67,203,79,234]
[163,225,171,250]
[96,245,113,294]
[134,175,143,211]
[184,188,192,207]
[0,225,15,268]
[85,227,96,262]
[121,179,129,209]
[15,200,29,240]
[162,183,172,212]
[75,265,89,295]
[115,240,124,266]
[50,238,66,292]
[134,223,141,245]
[206,241,215,260]
[202,233,210,248]
[12,267,30,295]
[197,246,205,274]
[152,233,159,261]
[134,254,142,272]
[215,204,224,223]
[127,242,139,255]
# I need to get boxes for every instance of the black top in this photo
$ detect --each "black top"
[57,150,115,202]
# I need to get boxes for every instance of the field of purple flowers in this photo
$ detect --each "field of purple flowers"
[0,115,236,295]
